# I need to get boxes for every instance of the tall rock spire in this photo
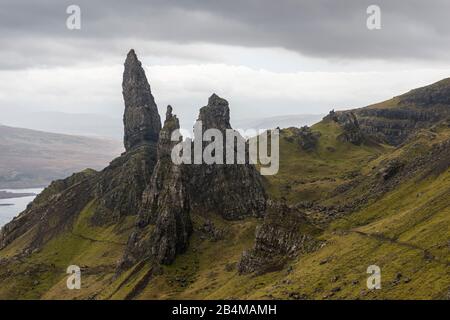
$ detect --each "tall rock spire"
[122,49,161,151]
[120,105,192,267]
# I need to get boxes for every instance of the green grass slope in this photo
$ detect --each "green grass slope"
[0,117,448,300]
[263,119,388,204]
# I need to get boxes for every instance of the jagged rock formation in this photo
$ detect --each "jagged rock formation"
[90,144,157,224]
[121,106,192,267]
[90,50,161,224]
[400,78,450,106]
[197,93,232,131]
[121,95,267,267]
[378,159,405,181]
[284,126,321,151]
[123,49,161,151]
[297,126,321,150]
[354,108,440,145]
[325,110,365,145]
[187,94,267,220]
[0,51,268,273]
[238,201,321,275]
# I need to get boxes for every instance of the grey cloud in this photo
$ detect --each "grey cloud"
[1,0,450,69]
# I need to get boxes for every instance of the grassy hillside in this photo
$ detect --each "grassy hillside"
[1,115,448,300]
[263,119,388,204]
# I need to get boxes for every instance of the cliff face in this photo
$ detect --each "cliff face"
[187,94,267,220]
[345,78,450,145]
[400,78,450,106]
[238,202,321,275]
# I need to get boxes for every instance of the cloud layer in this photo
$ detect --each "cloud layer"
[2,0,450,69]
[1,0,450,132]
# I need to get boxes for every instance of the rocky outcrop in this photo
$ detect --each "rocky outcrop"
[118,93,268,268]
[90,50,161,224]
[378,159,405,181]
[325,110,365,145]
[354,108,440,145]
[284,126,321,151]
[121,106,192,267]
[197,93,232,131]
[0,52,268,274]
[400,78,450,107]
[297,126,321,151]
[238,201,321,275]
[121,94,268,267]
[90,144,157,224]
[343,79,450,146]
[123,49,161,151]
[187,94,267,220]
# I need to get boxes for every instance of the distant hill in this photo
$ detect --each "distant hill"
[343,77,450,145]
[0,111,122,139]
[0,125,123,188]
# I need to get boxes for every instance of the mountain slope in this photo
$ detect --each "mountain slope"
[347,78,450,145]
[0,56,449,300]
[0,125,123,188]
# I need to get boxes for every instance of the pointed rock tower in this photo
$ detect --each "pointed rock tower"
[123,49,161,151]
[92,50,162,223]
[121,105,192,267]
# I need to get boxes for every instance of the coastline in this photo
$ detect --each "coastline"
[0,191,36,200]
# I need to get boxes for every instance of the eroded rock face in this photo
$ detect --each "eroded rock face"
[121,106,192,267]
[198,94,232,131]
[346,79,450,146]
[297,126,321,150]
[238,202,321,275]
[285,126,321,151]
[355,108,440,145]
[400,78,450,107]
[325,110,365,145]
[187,94,267,220]
[123,49,161,151]
[91,144,157,224]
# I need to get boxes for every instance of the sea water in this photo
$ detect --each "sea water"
[0,188,44,228]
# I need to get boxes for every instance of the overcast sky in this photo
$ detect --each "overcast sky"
[2,0,450,132]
